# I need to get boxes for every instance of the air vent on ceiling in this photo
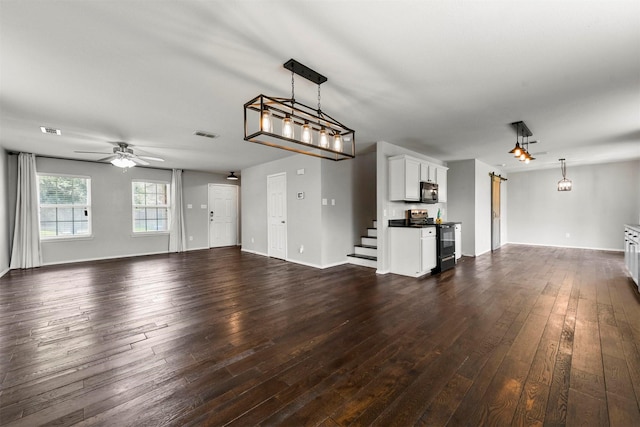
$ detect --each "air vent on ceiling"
[193,130,218,139]
[40,126,61,135]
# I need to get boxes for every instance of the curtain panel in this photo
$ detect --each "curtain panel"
[10,153,42,269]
[169,169,186,252]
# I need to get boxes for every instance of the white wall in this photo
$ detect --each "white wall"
[241,154,324,266]
[376,141,447,273]
[448,159,507,257]
[321,159,354,267]
[5,156,232,266]
[508,159,640,250]
[447,160,476,256]
[182,171,239,250]
[0,148,9,276]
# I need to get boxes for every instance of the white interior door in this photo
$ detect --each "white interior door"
[267,173,287,260]
[208,184,238,248]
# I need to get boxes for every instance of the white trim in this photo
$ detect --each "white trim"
[505,241,624,253]
[376,269,390,275]
[241,248,269,257]
[0,268,9,278]
[186,246,209,252]
[41,235,95,243]
[130,231,170,238]
[41,250,170,267]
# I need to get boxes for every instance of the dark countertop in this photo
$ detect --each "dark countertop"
[389,219,461,228]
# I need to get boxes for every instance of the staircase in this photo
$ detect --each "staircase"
[347,220,377,268]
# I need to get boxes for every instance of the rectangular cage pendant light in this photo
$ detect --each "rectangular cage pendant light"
[243,60,355,161]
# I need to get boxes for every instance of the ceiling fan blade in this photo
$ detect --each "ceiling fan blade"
[131,157,150,166]
[97,155,117,162]
[74,150,112,155]
[137,155,164,162]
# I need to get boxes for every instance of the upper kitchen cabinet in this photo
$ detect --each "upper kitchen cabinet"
[389,155,421,201]
[389,154,448,203]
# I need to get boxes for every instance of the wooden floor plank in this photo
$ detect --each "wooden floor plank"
[0,245,638,426]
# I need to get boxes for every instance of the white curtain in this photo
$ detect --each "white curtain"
[10,153,42,269]
[169,169,186,252]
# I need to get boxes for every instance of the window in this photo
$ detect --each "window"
[132,181,170,233]
[38,174,91,239]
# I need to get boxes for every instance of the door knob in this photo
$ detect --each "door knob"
[281,221,285,224]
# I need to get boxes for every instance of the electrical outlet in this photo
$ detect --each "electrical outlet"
[299,245,304,254]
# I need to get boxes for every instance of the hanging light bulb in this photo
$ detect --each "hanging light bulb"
[261,109,272,132]
[301,122,312,144]
[333,133,343,152]
[319,127,329,148]
[282,115,294,139]
[524,156,530,164]
[519,152,526,161]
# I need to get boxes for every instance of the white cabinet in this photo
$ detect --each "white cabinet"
[389,227,436,277]
[624,225,639,289]
[389,155,448,203]
[454,223,462,260]
[389,155,421,201]
[436,166,447,203]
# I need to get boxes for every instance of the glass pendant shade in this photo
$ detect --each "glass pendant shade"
[261,110,272,132]
[557,159,572,191]
[333,134,343,152]
[319,128,329,148]
[111,157,136,168]
[282,116,294,139]
[301,122,312,144]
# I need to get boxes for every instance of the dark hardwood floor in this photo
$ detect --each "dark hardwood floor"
[1,245,639,426]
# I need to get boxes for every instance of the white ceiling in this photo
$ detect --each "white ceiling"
[1,1,639,175]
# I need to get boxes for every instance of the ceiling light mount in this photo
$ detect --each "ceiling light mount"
[227,171,238,181]
[244,59,355,161]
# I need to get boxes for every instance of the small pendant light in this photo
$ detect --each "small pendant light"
[557,159,572,191]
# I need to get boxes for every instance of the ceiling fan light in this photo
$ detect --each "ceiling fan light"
[111,157,136,168]
[227,171,239,181]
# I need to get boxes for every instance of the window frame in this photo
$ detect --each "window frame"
[131,180,171,235]
[37,173,92,240]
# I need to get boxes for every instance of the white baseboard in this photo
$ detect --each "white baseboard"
[241,248,348,270]
[0,267,9,278]
[186,246,209,252]
[376,269,390,275]
[241,248,269,257]
[506,241,624,252]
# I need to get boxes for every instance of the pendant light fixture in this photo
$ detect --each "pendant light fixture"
[227,171,239,181]
[508,121,537,164]
[244,59,355,161]
[557,159,572,191]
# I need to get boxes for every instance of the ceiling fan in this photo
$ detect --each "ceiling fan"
[75,142,164,168]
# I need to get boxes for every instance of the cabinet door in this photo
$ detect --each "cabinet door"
[421,236,437,272]
[420,163,429,182]
[405,158,421,200]
[436,167,447,203]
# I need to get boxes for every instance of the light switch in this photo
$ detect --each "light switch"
[297,168,305,175]
[322,198,327,205]
[331,199,335,206]
[200,204,207,209]
[187,204,193,209]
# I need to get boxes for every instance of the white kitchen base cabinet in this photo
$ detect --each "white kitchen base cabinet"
[455,223,462,261]
[389,227,436,277]
[624,225,639,289]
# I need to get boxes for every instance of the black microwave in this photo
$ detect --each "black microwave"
[420,181,439,204]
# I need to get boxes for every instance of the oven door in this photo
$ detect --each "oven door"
[439,225,455,257]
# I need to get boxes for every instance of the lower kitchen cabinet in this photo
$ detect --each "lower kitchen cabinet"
[624,225,639,289]
[389,227,436,277]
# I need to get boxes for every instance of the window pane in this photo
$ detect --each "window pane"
[72,180,88,204]
[40,207,57,221]
[40,222,57,237]
[73,208,87,221]
[133,193,145,205]
[146,220,158,231]
[145,193,158,206]
[74,221,89,235]
[58,222,73,235]
[145,183,156,194]
[134,207,146,220]
[146,208,158,220]
[157,219,168,231]
[157,208,167,219]
[57,208,73,221]
[134,219,147,232]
